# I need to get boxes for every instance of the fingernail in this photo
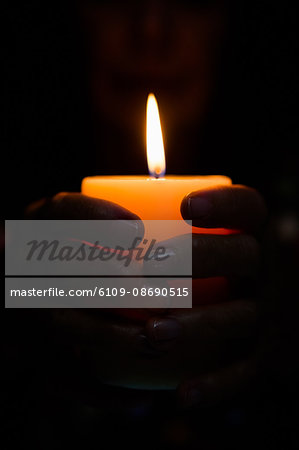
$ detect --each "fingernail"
[143,248,178,275]
[147,318,181,342]
[184,197,212,219]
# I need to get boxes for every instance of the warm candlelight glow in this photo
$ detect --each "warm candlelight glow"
[146,93,166,178]
[82,93,232,233]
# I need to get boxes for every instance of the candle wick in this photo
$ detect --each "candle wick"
[153,167,162,179]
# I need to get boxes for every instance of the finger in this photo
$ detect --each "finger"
[50,310,169,388]
[181,185,267,232]
[145,234,260,278]
[145,299,258,348]
[192,234,260,278]
[26,192,141,221]
[177,356,257,408]
[51,309,145,352]
[52,308,173,358]
[25,192,144,245]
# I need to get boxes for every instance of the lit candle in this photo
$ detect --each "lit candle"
[82,94,232,239]
[82,94,232,316]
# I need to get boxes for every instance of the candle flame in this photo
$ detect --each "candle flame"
[146,93,166,178]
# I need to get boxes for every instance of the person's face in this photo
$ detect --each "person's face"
[80,0,227,144]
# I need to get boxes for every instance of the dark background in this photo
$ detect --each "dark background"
[3,1,299,449]
[5,1,298,213]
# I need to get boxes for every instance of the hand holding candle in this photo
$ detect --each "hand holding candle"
[25,94,266,390]
[26,183,266,391]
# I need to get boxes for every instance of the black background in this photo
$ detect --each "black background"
[3,1,299,449]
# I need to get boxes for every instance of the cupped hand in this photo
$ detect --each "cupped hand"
[26,192,141,222]
[24,192,159,387]
[24,187,268,397]
[143,185,267,402]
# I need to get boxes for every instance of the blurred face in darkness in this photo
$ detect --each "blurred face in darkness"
[80,0,227,147]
